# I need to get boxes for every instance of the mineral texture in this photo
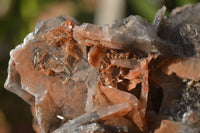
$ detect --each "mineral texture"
[4,3,200,133]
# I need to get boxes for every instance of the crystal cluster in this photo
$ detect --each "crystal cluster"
[4,3,200,133]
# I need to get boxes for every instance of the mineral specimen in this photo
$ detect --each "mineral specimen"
[4,3,200,133]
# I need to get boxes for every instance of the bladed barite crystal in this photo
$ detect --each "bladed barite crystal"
[4,3,200,133]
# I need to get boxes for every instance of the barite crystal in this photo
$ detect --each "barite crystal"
[4,3,200,133]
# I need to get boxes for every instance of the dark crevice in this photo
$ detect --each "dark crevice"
[148,86,163,113]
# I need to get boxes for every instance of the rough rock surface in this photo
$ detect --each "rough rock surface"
[4,3,200,133]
